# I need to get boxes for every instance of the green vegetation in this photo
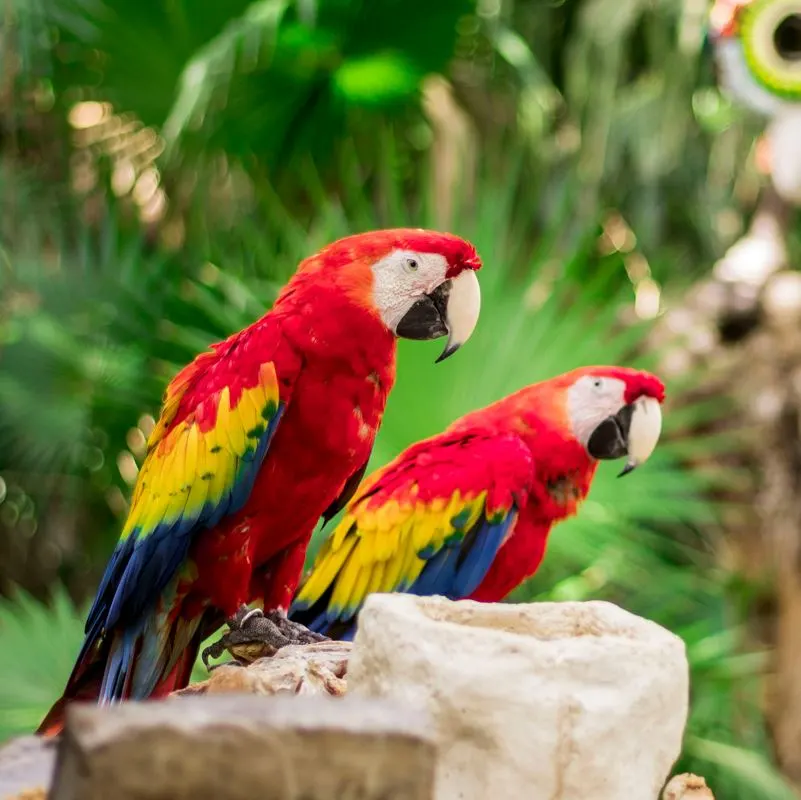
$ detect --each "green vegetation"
[0,0,794,796]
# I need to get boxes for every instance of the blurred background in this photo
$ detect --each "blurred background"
[2,0,801,795]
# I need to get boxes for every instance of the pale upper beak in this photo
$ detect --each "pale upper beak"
[395,269,481,362]
[586,395,663,476]
[619,395,663,476]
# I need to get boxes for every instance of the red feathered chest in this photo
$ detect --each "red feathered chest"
[185,295,397,616]
[253,301,397,555]
[460,404,599,603]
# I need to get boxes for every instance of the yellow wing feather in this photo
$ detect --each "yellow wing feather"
[292,432,535,632]
[119,364,282,544]
[295,489,487,617]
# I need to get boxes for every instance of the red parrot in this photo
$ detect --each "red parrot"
[290,366,665,638]
[38,228,482,735]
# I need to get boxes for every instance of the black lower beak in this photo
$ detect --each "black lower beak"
[587,404,634,464]
[396,281,451,343]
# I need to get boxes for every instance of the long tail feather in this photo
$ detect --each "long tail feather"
[37,610,205,737]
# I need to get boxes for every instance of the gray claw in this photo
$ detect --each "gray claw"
[202,606,329,669]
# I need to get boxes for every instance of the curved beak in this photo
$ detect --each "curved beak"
[586,395,663,477]
[395,269,481,362]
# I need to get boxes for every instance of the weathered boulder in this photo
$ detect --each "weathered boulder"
[662,773,715,800]
[348,594,689,800]
[0,736,55,799]
[173,641,350,698]
[49,694,435,800]
[1,598,697,799]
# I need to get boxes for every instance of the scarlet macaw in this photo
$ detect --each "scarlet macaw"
[291,366,664,638]
[39,228,482,734]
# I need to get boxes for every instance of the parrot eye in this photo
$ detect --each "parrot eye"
[592,378,604,390]
[738,0,801,97]
[405,257,419,272]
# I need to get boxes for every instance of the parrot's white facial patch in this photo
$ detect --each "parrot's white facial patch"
[371,249,450,330]
[567,375,628,449]
[371,249,481,360]
[567,374,663,472]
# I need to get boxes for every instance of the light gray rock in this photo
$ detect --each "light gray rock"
[662,773,715,800]
[348,594,689,800]
[49,694,435,800]
[173,641,351,698]
[0,735,56,798]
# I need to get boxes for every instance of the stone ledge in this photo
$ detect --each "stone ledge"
[0,596,702,800]
[50,694,435,800]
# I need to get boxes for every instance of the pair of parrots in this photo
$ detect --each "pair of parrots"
[39,229,664,735]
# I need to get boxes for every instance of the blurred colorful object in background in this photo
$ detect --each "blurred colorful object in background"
[710,0,801,105]
[708,0,801,285]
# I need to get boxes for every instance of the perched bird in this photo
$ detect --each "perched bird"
[291,366,665,639]
[38,228,482,735]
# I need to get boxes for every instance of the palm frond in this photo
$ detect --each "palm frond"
[0,587,85,741]
[162,0,293,157]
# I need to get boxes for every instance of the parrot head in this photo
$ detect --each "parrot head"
[302,228,482,362]
[562,366,666,477]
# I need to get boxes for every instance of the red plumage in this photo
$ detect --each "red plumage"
[455,367,665,601]
[39,228,481,735]
[291,366,666,636]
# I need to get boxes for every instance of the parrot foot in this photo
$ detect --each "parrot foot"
[202,605,329,669]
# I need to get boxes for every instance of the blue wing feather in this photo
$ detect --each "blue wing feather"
[409,512,516,599]
[98,405,284,635]
[77,402,285,707]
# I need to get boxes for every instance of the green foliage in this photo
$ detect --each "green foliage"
[12,0,769,263]
[0,587,85,738]
[0,586,224,742]
[18,0,469,176]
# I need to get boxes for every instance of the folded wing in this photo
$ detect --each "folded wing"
[80,345,286,703]
[291,429,534,638]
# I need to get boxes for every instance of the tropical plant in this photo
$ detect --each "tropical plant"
[9,0,778,265]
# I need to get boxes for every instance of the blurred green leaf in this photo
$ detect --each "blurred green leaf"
[0,587,85,739]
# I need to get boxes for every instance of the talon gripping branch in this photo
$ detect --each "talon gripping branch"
[38,229,482,735]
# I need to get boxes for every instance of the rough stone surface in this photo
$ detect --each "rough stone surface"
[0,736,56,800]
[173,641,351,698]
[662,773,715,800]
[348,594,689,800]
[49,694,435,800]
